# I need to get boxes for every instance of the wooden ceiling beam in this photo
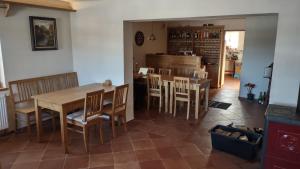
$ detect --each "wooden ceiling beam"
[1,0,76,12]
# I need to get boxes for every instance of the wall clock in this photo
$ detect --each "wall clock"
[135,31,144,46]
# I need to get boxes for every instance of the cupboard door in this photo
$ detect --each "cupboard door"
[266,122,300,163]
[264,156,300,169]
[206,64,219,88]
[206,58,220,88]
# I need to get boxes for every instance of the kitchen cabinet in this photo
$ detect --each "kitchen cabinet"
[262,105,300,169]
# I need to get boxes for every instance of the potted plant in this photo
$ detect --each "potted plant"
[244,83,256,100]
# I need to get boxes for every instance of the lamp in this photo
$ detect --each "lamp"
[148,22,156,41]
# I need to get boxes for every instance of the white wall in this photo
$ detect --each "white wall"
[124,22,134,121]
[133,22,167,69]
[70,0,300,121]
[240,15,278,99]
[0,6,73,84]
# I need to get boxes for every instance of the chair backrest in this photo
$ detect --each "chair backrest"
[112,84,129,114]
[199,65,206,72]
[83,89,105,122]
[158,68,172,76]
[9,72,79,104]
[147,74,162,94]
[193,70,208,79]
[147,68,155,74]
[39,74,66,93]
[65,72,79,88]
[176,68,194,77]
[9,79,39,104]
[173,77,190,97]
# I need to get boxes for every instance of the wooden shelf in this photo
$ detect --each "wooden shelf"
[167,26,225,88]
[167,26,224,57]
[1,0,76,16]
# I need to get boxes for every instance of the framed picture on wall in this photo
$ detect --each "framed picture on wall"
[29,16,58,51]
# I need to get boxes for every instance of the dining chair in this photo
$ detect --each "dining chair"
[177,68,194,77]
[199,65,206,72]
[9,80,56,135]
[103,84,129,138]
[66,89,105,152]
[147,67,155,74]
[173,77,191,120]
[159,68,172,76]
[147,74,163,113]
[193,70,208,79]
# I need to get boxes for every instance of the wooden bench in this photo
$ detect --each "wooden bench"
[8,72,79,134]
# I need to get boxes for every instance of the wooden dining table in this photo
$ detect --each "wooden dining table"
[134,74,211,119]
[32,83,115,153]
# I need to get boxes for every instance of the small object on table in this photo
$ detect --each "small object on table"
[104,79,112,86]
[138,67,148,76]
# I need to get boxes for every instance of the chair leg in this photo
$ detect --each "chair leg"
[187,101,190,120]
[147,96,150,111]
[51,112,56,132]
[111,116,116,138]
[122,114,127,132]
[159,96,162,113]
[26,114,31,136]
[174,100,177,117]
[15,113,18,133]
[83,126,89,152]
[99,121,104,144]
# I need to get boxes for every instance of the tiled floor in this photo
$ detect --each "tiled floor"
[0,76,266,169]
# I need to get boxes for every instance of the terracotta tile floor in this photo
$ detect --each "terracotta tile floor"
[0,76,266,169]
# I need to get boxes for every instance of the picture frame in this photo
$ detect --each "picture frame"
[29,16,58,51]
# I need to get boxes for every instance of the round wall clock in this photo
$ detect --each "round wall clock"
[135,31,144,46]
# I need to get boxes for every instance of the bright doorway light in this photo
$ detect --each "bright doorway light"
[0,40,6,88]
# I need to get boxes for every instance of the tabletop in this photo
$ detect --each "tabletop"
[32,83,115,105]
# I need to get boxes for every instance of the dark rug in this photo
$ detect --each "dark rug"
[209,101,232,110]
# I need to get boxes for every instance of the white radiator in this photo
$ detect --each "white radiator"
[0,91,8,131]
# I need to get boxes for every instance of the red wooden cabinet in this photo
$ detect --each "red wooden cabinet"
[264,122,300,169]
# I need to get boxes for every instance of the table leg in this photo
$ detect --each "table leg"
[169,82,173,115]
[195,86,200,120]
[205,86,209,112]
[34,99,42,142]
[164,81,168,113]
[60,107,69,154]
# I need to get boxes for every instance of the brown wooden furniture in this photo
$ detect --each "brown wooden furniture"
[9,72,79,135]
[173,77,191,119]
[147,74,163,113]
[146,54,202,76]
[167,26,225,88]
[103,84,129,138]
[147,68,155,74]
[133,74,211,119]
[159,68,172,76]
[1,0,76,16]
[33,83,115,153]
[66,90,105,152]
[193,70,208,79]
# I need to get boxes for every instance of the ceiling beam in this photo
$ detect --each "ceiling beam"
[1,0,76,12]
